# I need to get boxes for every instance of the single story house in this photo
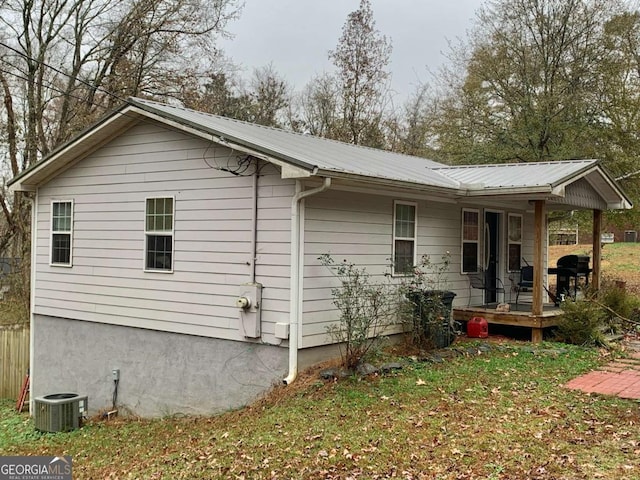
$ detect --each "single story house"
[9,98,632,417]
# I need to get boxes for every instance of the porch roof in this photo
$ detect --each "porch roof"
[436,161,632,210]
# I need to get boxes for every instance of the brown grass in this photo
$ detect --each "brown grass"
[549,243,640,295]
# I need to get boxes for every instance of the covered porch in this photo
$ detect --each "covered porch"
[456,203,605,342]
[444,161,633,342]
[455,203,605,342]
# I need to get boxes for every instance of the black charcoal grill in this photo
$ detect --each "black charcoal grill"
[555,254,591,299]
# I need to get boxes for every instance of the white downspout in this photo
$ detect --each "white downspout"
[28,193,37,415]
[249,163,259,284]
[283,177,331,385]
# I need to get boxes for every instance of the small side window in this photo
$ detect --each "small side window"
[51,200,73,266]
[145,197,174,272]
[461,209,479,273]
[393,201,417,275]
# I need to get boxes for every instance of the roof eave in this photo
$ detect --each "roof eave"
[127,97,318,173]
[128,105,317,178]
[605,197,634,209]
[461,185,555,197]
[8,101,319,192]
[9,104,141,192]
[314,169,460,196]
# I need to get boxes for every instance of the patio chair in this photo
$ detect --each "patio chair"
[468,266,506,305]
[515,266,534,306]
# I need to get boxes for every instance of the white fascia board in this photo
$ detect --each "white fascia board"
[327,181,458,204]
[461,185,555,197]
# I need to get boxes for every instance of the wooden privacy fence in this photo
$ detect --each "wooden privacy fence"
[1,324,29,400]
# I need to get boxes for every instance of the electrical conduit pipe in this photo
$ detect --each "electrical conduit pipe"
[283,177,331,385]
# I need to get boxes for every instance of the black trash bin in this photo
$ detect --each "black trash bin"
[408,290,457,349]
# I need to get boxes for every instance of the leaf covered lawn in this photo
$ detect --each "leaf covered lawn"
[2,341,639,479]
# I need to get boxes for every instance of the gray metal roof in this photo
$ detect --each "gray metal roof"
[434,160,598,190]
[8,97,632,210]
[129,98,460,190]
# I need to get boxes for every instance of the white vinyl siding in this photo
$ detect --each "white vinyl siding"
[34,121,294,343]
[50,200,73,266]
[301,191,468,348]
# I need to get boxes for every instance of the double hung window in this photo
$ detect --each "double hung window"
[145,197,174,272]
[393,201,417,275]
[508,214,523,272]
[462,209,479,273]
[51,200,73,266]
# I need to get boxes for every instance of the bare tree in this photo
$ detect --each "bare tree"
[329,0,392,146]
[291,73,340,136]
[429,0,618,164]
[247,64,290,127]
[393,82,439,157]
[182,63,291,127]
[0,0,241,312]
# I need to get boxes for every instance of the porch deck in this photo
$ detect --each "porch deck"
[453,303,563,343]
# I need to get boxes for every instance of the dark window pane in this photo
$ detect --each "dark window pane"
[394,239,414,274]
[52,233,71,264]
[508,244,521,271]
[463,210,479,241]
[462,242,478,273]
[146,235,173,270]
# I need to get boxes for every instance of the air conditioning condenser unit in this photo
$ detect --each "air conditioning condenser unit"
[34,393,88,433]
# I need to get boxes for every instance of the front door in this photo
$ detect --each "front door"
[484,211,501,303]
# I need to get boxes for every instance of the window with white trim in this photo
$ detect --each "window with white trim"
[393,201,417,275]
[461,209,479,273]
[51,200,73,266]
[508,214,523,272]
[145,197,174,272]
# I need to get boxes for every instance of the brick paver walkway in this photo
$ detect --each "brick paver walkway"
[564,338,640,399]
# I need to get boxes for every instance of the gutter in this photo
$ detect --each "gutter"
[283,177,332,385]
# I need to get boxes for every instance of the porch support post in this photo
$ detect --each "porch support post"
[592,209,602,291]
[532,200,546,343]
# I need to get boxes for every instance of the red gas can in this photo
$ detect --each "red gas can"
[467,316,488,338]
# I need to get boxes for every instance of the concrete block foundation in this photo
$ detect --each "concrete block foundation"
[32,315,288,417]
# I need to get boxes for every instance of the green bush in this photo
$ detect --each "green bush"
[598,278,640,332]
[319,254,401,369]
[555,279,640,345]
[555,298,607,346]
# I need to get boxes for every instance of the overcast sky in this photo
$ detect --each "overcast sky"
[219,0,486,103]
